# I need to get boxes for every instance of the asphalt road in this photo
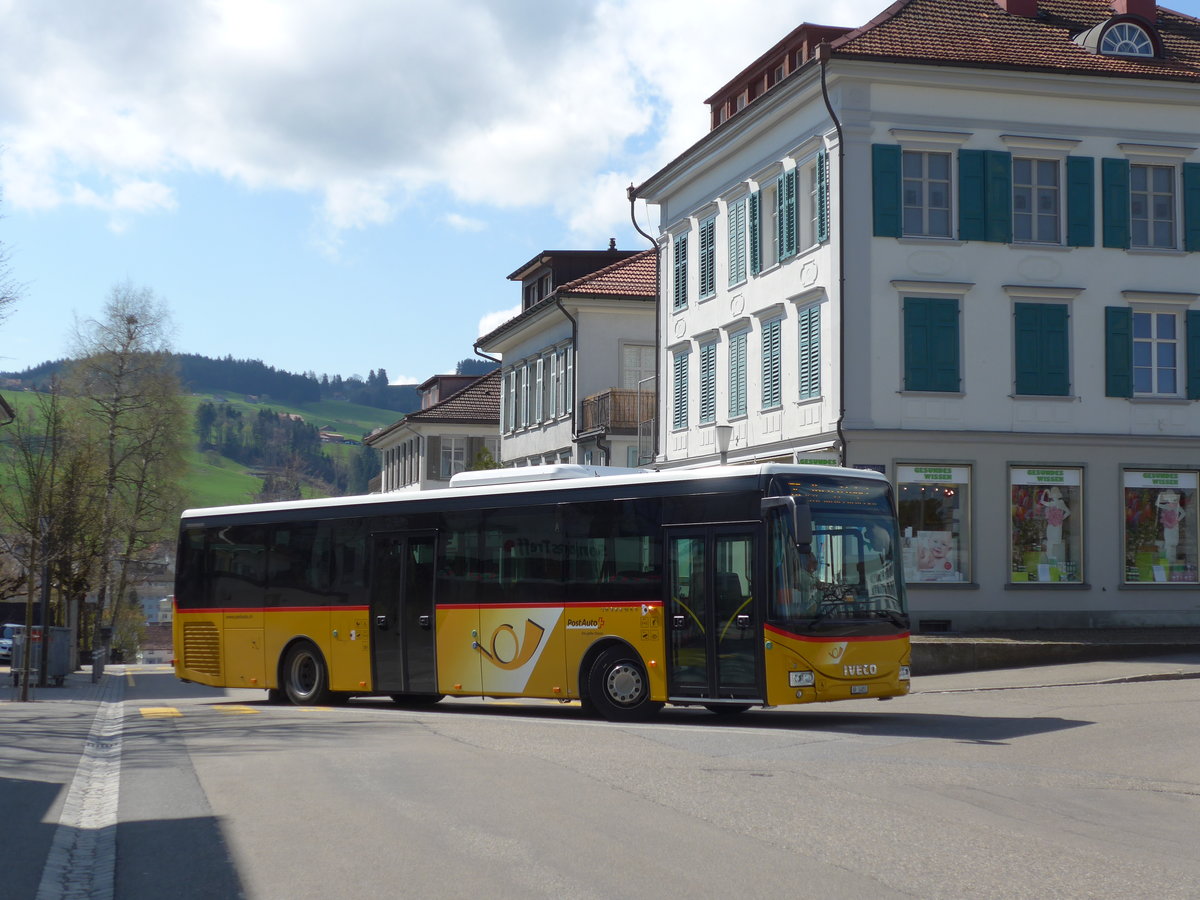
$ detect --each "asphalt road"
[3,657,1200,899]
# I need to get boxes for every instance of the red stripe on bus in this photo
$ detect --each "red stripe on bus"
[764,624,909,642]
[437,601,662,611]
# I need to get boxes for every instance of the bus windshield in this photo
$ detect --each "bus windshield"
[767,476,908,632]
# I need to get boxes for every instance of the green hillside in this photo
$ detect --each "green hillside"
[3,387,399,511]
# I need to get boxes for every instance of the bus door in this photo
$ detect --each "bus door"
[665,526,760,703]
[369,532,438,694]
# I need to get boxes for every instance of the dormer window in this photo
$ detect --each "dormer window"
[1100,21,1154,56]
[1074,17,1162,58]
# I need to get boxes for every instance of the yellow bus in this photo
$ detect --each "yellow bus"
[173,464,910,721]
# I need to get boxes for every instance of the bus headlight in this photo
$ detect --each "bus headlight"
[788,670,815,688]
[898,666,911,681]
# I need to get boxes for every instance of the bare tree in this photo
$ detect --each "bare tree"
[68,282,186,647]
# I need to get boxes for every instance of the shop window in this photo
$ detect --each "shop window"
[1123,470,1198,584]
[1010,468,1082,583]
[896,464,970,584]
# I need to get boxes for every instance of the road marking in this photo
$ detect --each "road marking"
[138,707,182,718]
[36,678,123,900]
[125,672,135,686]
[215,705,260,715]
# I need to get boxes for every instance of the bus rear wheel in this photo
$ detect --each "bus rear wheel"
[282,642,333,705]
[587,647,662,722]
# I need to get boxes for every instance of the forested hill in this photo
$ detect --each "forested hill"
[2,353,498,411]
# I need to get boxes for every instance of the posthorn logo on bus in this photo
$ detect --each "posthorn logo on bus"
[843,664,878,677]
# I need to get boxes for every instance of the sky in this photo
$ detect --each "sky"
[2,0,1199,385]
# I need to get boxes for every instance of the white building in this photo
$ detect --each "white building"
[477,246,658,468]
[366,372,501,491]
[634,0,1200,629]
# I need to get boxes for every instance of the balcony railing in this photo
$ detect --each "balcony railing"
[580,388,655,435]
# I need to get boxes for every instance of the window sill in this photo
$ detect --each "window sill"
[1118,581,1200,590]
[897,236,962,246]
[1004,581,1091,590]
[1007,242,1073,252]
[1128,396,1191,405]
[907,581,980,590]
[897,390,965,397]
[1010,393,1078,401]
[795,396,823,406]
[1127,247,1187,257]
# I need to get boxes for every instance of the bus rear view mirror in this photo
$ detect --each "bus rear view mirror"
[762,496,812,547]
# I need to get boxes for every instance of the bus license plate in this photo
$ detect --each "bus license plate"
[850,685,868,695]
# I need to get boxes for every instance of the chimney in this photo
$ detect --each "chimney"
[995,0,1038,16]
[1111,1,1156,20]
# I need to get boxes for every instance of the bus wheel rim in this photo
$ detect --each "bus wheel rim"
[605,663,643,705]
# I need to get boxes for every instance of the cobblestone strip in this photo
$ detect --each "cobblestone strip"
[35,674,125,900]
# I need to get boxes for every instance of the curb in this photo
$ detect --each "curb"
[911,640,1200,676]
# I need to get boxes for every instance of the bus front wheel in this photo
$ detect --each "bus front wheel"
[587,647,662,722]
[282,642,333,705]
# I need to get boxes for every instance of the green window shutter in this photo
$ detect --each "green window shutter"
[816,147,830,243]
[672,233,688,310]
[778,170,797,260]
[1183,163,1200,252]
[1104,306,1133,398]
[728,199,747,286]
[672,352,689,429]
[699,342,717,423]
[798,304,821,399]
[985,150,1013,243]
[699,216,716,298]
[904,297,960,392]
[761,319,782,409]
[1066,156,1095,247]
[748,191,761,275]
[1187,310,1200,400]
[958,149,986,241]
[729,332,747,417]
[1102,158,1131,249]
[872,144,902,238]
[1014,303,1069,396]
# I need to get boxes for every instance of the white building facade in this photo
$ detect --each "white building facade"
[635,0,1200,629]
[478,248,658,468]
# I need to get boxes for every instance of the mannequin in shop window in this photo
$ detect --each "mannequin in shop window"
[1156,490,1185,562]
[1038,487,1070,563]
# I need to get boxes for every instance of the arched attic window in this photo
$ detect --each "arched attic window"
[1101,21,1155,56]
[1074,18,1161,58]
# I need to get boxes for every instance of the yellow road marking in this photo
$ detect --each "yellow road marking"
[139,707,182,718]
[126,672,136,686]
[215,705,260,715]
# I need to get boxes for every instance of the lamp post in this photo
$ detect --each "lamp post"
[715,424,733,465]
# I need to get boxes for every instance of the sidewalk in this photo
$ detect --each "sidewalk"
[912,627,1200,675]
[0,664,118,704]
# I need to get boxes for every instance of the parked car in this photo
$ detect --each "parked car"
[0,623,23,662]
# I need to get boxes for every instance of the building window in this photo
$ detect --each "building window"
[1123,470,1198,583]
[727,198,747,287]
[760,181,780,270]
[1010,467,1083,583]
[1013,302,1069,396]
[903,297,960,392]
[621,344,655,391]
[1013,158,1060,243]
[761,318,782,410]
[698,215,716,299]
[699,340,717,424]
[805,149,829,246]
[1101,22,1155,57]
[728,330,748,418]
[672,233,688,310]
[671,350,689,431]
[440,436,466,479]
[504,369,517,432]
[1130,164,1176,249]
[902,150,952,238]
[897,464,970,584]
[1133,310,1180,395]
[534,357,545,422]
[797,303,821,400]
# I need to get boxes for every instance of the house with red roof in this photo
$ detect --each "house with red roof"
[634,0,1200,629]
[476,244,658,468]
[365,370,501,491]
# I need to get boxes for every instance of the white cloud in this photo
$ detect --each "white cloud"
[0,0,890,240]
[477,304,522,342]
[443,213,487,233]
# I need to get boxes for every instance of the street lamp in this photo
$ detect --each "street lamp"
[715,424,733,465]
